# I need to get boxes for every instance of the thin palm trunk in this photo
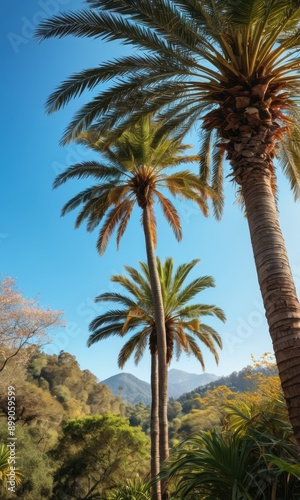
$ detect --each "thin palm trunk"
[241,169,300,452]
[150,353,161,500]
[142,206,169,499]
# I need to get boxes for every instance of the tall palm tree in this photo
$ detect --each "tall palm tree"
[88,257,225,499]
[52,117,211,498]
[36,1,300,448]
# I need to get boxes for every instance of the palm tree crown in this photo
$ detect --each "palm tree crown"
[54,117,209,253]
[88,257,225,369]
[36,0,300,208]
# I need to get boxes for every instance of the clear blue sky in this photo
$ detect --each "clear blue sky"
[2,0,300,383]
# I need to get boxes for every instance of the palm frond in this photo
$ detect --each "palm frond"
[53,162,121,188]
[59,185,103,216]
[94,292,137,308]
[97,199,134,254]
[118,327,151,368]
[88,257,223,377]
[76,192,110,229]
[176,276,215,306]
[89,309,128,330]
[279,127,300,200]
[154,190,182,241]
[116,199,135,247]
[87,322,130,346]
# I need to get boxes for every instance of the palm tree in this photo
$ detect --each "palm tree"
[36,1,300,449]
[53,118,211,498]
[88,257,225,499]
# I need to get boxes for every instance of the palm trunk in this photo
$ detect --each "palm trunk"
[240,168,300,451]
[151,353,161,500]
[142,206,169,499]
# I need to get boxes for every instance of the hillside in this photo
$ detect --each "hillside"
[103,373,151,405]
[178,364,279,411]
[168,369,219,398]
[103,369,219,404]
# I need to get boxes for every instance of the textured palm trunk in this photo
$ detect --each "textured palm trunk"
[150,353,161,500]
[142,206,169,499]
[239,167,300,451]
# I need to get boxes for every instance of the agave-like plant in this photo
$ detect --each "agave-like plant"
[161,400,300,499]
[108,478,151,500]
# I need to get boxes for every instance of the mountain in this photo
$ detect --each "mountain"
[168,369,219,398]
[103,369,219,405]
[178,364,279,408]
[102,373,151,405]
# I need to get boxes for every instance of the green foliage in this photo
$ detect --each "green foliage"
[51,117,210,256]
[89,257,225,369]
[51,414,150,499]
[35,1,300,207]
[167,400,182,422]
[162,397,300,499]
[108,477,150,499]
[0,424,53,500]
[28,350,125,418]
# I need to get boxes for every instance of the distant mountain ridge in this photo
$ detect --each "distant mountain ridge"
[103,369,219,405]
[168,369,219,398]
[102,373,151,405]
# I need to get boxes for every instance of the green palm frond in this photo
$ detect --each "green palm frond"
[53,162,121,188]
[279,127,300,200]
[94,292,137,308]
[176,276,215,307]
[37,0,300,207]
[160,430,255,499]
[88,321,138,346]
[88,257,224,372]
[111,274,149,304]
[53,117,211,254]
[171,259,200,292]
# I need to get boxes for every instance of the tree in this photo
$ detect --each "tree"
[88,257,225,497]
[36,0,300,449]
[0,277,63,373]
[50,117,211,499]
[51,414,149,499]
